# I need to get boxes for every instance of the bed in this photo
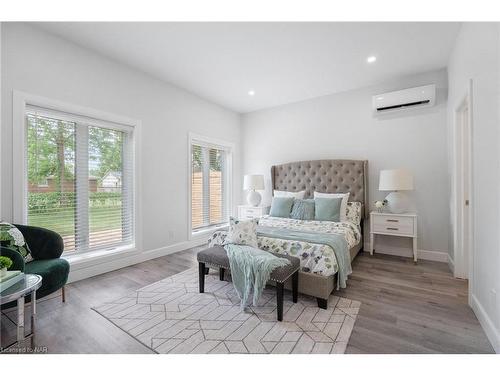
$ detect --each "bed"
[209,159,368,309]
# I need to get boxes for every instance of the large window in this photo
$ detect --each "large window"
[25,106,135,253]
[190,136,232,234]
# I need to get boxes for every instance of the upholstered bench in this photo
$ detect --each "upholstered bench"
[197,245,300,321]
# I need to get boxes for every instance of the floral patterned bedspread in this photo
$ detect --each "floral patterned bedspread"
[208,217,361,277]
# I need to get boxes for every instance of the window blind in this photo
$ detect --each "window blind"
[26,114,78,250]
[26,106,134,253]
[191,142,229,232]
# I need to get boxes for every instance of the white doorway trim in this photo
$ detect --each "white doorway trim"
[452,79,474,293]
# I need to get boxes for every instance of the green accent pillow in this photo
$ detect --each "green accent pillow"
[314,197,342,222]
[0,222,33,262]
[290,199,315,220]
[269,197,295,218]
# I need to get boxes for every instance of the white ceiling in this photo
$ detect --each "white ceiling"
[34,22,460,113]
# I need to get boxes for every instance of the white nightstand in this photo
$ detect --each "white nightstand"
[370,211,418,263]
[237,205,270,220]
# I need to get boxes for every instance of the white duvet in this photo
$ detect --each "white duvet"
[208,216,361,277]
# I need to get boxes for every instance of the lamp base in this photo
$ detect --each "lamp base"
[385,191,409,214]
[246,190,262,207]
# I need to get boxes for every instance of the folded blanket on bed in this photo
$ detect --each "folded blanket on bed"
[256,226,352,289]
[224,244,290,308]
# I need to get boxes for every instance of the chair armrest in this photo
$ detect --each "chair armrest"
[14,224,64,260]
[0,247,25,272]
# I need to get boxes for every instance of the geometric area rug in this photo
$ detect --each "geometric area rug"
[92,267,360,354]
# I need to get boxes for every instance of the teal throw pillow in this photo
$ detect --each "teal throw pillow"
[290,199,315,220]
[269,197,295,218]
[314,197,342,222]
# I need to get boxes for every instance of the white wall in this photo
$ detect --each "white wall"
[242,69,449,261]
[1,23,242,276]
[0,23,2,220]
[447,23,500,352]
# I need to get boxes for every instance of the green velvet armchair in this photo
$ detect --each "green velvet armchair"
[0,224,70,306]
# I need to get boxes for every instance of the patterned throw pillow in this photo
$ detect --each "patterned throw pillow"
[346,202,362,225]
[224,217,259,248]
[290,199,315,220]
[0,222,33,262]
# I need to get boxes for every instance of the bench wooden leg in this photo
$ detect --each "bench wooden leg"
[317,297,328,309]
[205,267,210,275]
[198,263,206,293]
[276,282,284,321]
[292,271,298,303]
[219,268,225,281]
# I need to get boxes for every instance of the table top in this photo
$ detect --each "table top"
[0,274,42,305]
[370,211,417,217]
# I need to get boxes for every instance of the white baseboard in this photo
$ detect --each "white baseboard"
[470,294,500,353]
[447,253,455,274]
[363,242,448,262]
[67,237,208,283]
[417,249,448,262]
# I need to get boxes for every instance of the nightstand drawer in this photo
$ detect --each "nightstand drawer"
[373,222,414,236]
[238,205,270,220]
[372,215,414,227]
[243,207,262,216]
[242,213,259,219]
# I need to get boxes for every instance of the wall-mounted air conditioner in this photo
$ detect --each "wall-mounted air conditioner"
[372,84,436,115]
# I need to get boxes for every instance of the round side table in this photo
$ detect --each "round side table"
[0,274,42,350]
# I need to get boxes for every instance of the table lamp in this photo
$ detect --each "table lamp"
[243,174,264,207]
[378,169,413,213]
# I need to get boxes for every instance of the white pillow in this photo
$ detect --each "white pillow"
[274,190,305,200]
[313,192,350,222]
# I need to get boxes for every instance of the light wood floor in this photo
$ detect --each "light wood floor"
[1,248,494,353]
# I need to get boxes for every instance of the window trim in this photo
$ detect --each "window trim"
[12,91,142,255]
[187,132,234,240]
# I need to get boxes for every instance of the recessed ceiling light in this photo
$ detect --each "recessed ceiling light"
[367,56,377,63]
[248,90,255,96]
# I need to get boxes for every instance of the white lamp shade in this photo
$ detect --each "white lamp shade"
[243,174,264,190]
[379,169,413,191]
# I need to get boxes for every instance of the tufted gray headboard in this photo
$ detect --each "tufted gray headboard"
[271,159,369,219]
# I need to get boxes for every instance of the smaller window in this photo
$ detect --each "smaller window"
[190,136,232,234]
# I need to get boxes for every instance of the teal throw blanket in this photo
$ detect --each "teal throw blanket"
[224,244,290,308]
